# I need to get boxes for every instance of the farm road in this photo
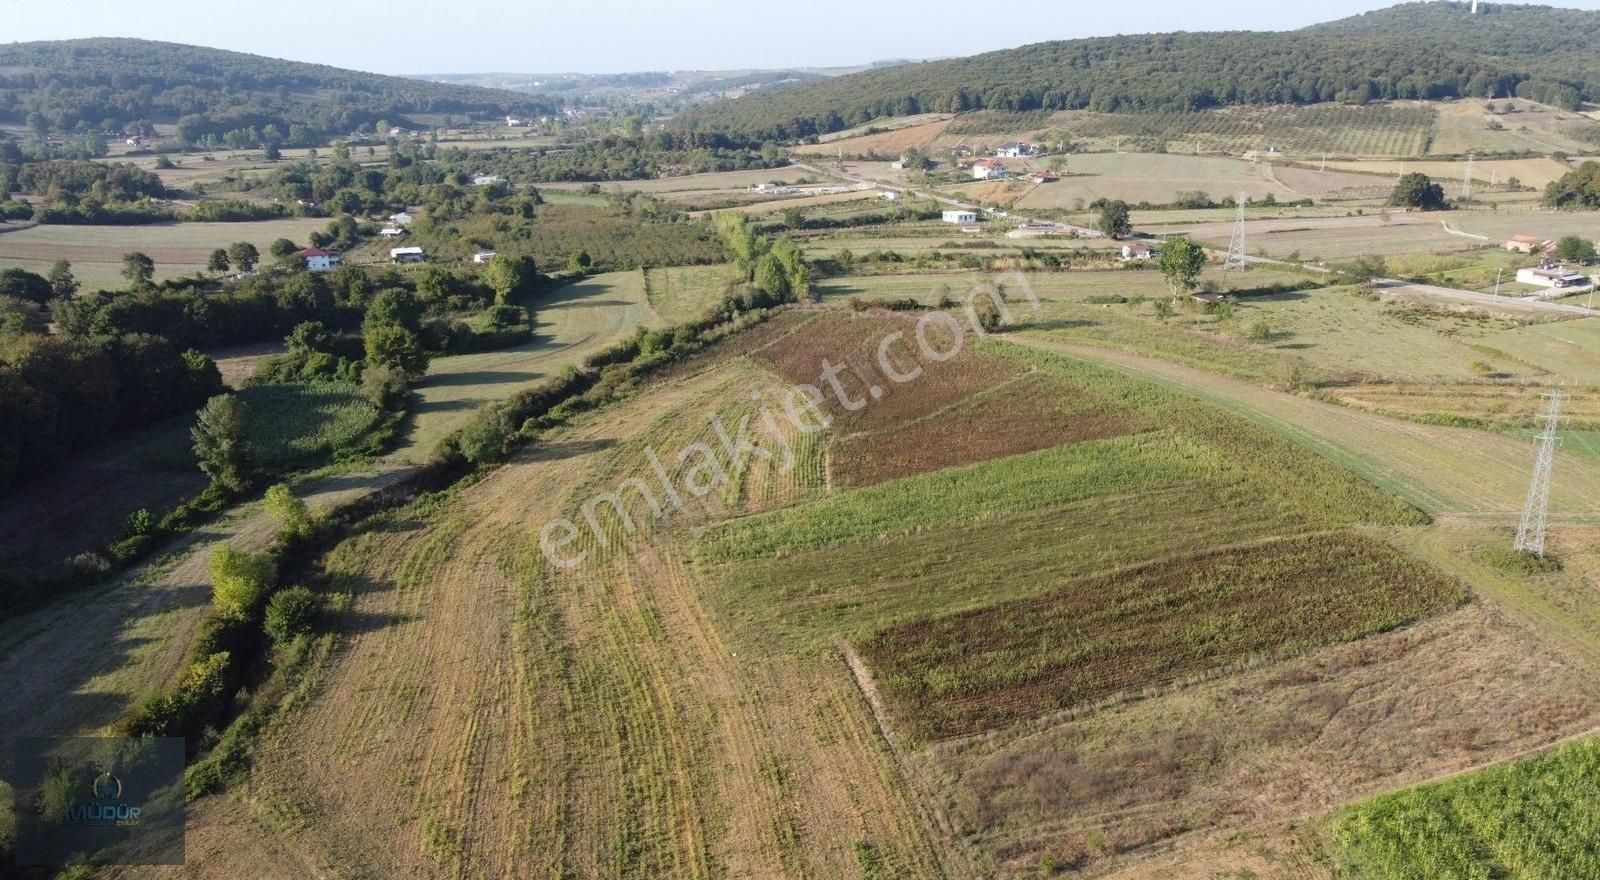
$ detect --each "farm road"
[1005,334,1600,522]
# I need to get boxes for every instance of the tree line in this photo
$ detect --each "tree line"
[676,2,1600,144]
[0,38,559,146]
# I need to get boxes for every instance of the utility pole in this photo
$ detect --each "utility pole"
[1514,390,1564,558]
[1494,268,1503,300]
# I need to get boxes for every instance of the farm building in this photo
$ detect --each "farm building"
[971,159,1009,180]
[473,251,498,264]
[296,247,340,273]
[942,209,978,225]
[1007,220,1093,239]
[995,142,1036,158]
[380,227,406,238]
[390,246,425,264]
[879,190,899,200]
[1516,264,1592,291]
[389,211,415,226]
[1027,170,1060,183]
[472,174,506,186]
[1120,242,1160,261]
[1505,234,1548,254]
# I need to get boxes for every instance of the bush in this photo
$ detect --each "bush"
[361,362,410,411]
[1247,320,1273,342]
[208,545,276,619]
[263,483,315,542]
[263,586,318,644]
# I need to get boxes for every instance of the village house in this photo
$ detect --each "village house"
[380,227,406,238]
[971,159,1009,180]
[296,247,340,273]
[1516,263,1592,291]
[1505,234,1548,254]
[472,174,507,186]
[1120,242,1160,261]
[942,209,978,225]
[1027,170,1060,183]
[390,246,425,264]
[995,141,1036,158]
[473,251,498,264]
[879,190,899,201]
[389,211,415,226]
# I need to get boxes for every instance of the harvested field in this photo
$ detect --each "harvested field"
[750,310,1023,432]
[1322,155,1576,190]
[830,371,1135,487]
[1331,383,1600,430]
[643,263,734,324]
[929,602,1600,878]
[540,165,818,195]
[792,117,956,156]
[0,218,331,291]
[860,533,1465,741]
[1010,153,1292,209]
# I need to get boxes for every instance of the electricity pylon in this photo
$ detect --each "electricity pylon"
[1223,192,1249,271]
[1514,390,1564,557]
[1460,153,1475,201]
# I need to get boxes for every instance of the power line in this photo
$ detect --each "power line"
[1514,389,1564,558]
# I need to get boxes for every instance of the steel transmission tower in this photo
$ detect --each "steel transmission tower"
[1223,192,1249,271]
[1460,154,1475,201]
[1514,390,1565,557]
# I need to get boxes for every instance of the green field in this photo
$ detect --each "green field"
[235,382,382,467]
[644,263,737,323]
[1330,737,1600,878]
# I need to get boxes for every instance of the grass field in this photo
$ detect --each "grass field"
[1426,100,1600,156]
[1329,736,1600,878]
[1322,156,1575,190]
[1005,152,1378,209]
[862,532,1464,741]
[394,270,657,462]
[643,263,736,323]
[0,218,331,290]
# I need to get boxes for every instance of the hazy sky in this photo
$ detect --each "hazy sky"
[6,0,1600,75]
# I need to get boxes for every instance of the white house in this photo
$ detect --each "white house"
[1516,264,1592,291]
[390,246,425,264]
[389,211,415,226]
[380,227,406,238]
[971,159,1009,180]
[995,142,1035,158]
[296,247,340,273]
[942,209,978,225]
[473,251,498,264]
[1120,242,1159,261]
[506,116,524,127]
[472,174,506,186]
[879,190,899,201]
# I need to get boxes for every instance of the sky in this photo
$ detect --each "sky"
[5,0,1600,76]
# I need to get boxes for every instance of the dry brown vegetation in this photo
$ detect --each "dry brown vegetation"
[831,371,1134,487]
[924,602,1600,877]
[860,533,1466,742]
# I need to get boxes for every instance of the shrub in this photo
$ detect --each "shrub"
[263,586,318,644]
[1247,320,1273,342]
[208,545,276,619]
[263,483,314,543]
[361,363,410,411]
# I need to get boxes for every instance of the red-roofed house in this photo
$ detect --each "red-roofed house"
[971,159,1009,180]
[297,247,340,273]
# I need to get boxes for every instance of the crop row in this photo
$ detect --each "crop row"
[859,532,1465,741]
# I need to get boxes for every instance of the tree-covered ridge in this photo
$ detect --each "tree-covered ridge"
[676,1,1600,143]
[0,38,560,144]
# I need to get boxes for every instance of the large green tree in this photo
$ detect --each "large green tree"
[1097,200,1132,240]
[1157,238,1209,298]
[1389,173,1448,211]
[192,394,253,492]
[363,323,430,378]
[481,254,539,303]
[122,252,155,287]
[1554,235,1597,263]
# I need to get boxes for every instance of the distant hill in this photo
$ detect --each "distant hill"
[0,39,559,146]
[419,65,890,110]
[675,2,1600,143]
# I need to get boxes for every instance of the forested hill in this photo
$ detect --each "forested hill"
[0,39,560,146]
[675,1,1600,144]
